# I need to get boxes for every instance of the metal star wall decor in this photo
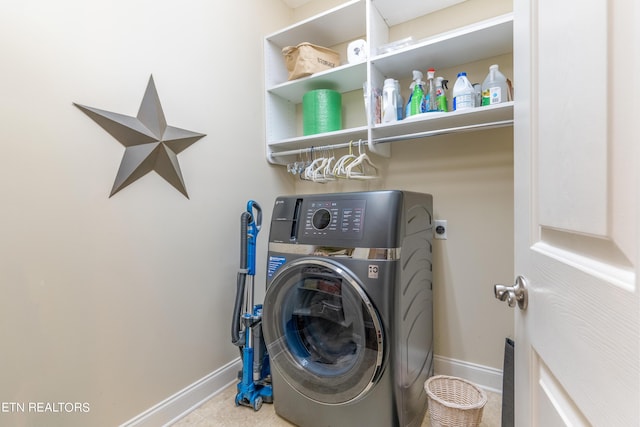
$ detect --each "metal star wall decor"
[74,75,206,198]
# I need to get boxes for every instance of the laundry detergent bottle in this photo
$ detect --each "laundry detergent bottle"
[481,64,509,106]
[452,72,475,111]
[382,78,398,123]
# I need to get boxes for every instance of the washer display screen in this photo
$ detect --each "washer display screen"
[302,199,365,239]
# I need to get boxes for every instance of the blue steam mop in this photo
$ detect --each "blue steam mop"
[231,200,273,410]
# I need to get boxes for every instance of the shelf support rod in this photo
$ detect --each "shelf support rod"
[269,119,513,159]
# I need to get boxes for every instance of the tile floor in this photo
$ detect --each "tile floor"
[171,382,502,426]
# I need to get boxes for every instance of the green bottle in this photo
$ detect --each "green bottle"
[435,77,448,112]
[409,70,425,116]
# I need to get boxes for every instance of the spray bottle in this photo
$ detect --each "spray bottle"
[407,70,425,117]
[425,68,438,112]
[435,77,448,112]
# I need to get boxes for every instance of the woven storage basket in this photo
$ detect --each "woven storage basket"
[425,375,488,427]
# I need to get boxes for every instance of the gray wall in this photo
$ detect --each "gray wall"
[0,1,292,426]
[0,0,514,425]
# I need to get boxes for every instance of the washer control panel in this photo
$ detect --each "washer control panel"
[303,199,365,239]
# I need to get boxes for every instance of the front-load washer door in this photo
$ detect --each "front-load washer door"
[263,258,384,405]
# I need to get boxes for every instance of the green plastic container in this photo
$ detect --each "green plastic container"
[303,89,342,135]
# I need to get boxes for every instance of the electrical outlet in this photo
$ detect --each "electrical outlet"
[434,220,447,240]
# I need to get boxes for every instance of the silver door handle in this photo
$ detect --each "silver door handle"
[494,275,528,310]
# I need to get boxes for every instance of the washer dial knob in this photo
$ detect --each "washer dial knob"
[312,208,332,230]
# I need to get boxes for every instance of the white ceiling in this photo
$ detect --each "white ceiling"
[374,0,467,26]
[281,0,313,8]
[280,1,467,25]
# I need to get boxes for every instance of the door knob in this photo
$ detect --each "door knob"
[494,275,528,310]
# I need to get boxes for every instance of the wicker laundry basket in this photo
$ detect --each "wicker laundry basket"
[425,375,488,427]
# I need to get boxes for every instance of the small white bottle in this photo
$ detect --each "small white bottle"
[382,78,398,123]
[452,72,475,111]
[481,64,509,106]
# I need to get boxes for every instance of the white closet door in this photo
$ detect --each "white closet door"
[512,0,639,425]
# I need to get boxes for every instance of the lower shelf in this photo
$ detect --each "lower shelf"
[372,101,514,140]
[266,102,514,164]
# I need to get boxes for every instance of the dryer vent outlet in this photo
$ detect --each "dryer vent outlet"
[434,220,447,240]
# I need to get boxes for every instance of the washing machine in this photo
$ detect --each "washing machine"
[262,190,434,427]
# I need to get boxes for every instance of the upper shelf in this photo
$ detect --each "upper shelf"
[267,62,367,104]
[266,0,366,48]
[371,13,513,77]
[372,0,468,26]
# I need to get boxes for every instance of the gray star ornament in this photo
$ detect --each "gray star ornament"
[74,75,206,198]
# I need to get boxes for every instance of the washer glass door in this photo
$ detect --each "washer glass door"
[263,258,384,405]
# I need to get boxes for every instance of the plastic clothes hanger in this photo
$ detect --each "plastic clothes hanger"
[345,141,378,179]
[305,158,324,181]
[302,147,321,180]
[333,141,358,178]
[312,148,335,182]
[321,148,336,181]
[301,148,319,181]
[311,154,329,183]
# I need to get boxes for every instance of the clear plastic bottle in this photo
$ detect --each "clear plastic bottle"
[382,78,398,123]
[425,68,438,112]
[481,64,509,106]
[394,80,404,120]
[473,83,482,107]
[452,72,475,111]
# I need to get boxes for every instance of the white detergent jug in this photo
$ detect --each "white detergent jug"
[481,64,509,106]
[382,78,398,123]
[452,72,475,111]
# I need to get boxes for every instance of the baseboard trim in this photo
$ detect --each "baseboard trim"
[121,354,501,426]
[120,357,241,427]
[434,355,503,394]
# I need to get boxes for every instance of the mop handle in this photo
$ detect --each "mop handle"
[246,200,262,276]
